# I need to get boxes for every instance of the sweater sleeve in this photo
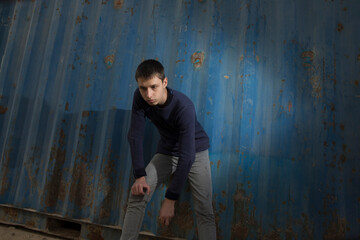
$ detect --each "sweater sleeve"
[127,90,147,178]
[165,105,196,200]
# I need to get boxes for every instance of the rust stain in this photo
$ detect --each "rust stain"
[322,194,350,239]
[337,23,344,32]
[301,51,315,67]
[231,186,256,240]
[82,111,90,117]
[0,148,12,195]
[175,59,185,63]
[224,75,229,79]
[75,16,82,24]
[191,51,205,70]
[100,141,116,219]
[339,123,345,131]
[44,128,67,207]
[65,102,69,111]
[298,213,314,239]
[0,105,8,114]
[114,0,124,9]
[174,202,194,231]
[256,55,260,62]
[217,160,221,169]
[85,0,91,4]
[339,153,347,164]
[4,208,18,222]
[330,103,335,112]
[288,101,292,112]
[24,146,40,191]
[26,220,36,228]
[219,203,226,211]
[104,54,115,69]
[69,161,93,207]
[310,76,322,98]
[80,123,88,133]
[159,201,194,237]
[87,226,104,240]
[357,54,360,61]
[355,80,359,86]
[323,214,349,239]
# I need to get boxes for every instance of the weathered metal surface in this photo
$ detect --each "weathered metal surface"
[0,204,172,240]
[0,0,359,239]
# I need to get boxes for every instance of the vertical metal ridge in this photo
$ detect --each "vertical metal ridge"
[13,0,60,206]
[36,0,82,212]
[0,1,39,201]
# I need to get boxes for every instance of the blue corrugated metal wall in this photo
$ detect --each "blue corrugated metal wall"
[0,0,359,239]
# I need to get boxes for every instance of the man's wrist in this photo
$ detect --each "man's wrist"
[136,176,146,182]
[134,168,146,178]
[164,198,176,204]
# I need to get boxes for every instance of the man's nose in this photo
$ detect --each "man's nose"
[146,89,152,98]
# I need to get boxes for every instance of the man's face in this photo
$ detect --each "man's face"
[137,76,168,106]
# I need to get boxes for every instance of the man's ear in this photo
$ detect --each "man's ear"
[163,77,168,87]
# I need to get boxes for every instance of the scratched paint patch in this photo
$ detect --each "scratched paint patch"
[191,51,205,70]
[104,54,115,69]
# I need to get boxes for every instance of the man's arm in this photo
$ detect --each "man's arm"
[159,105,196,226]
[165,105,196,200]
[127,89,150,194]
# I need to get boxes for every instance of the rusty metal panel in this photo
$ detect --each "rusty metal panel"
[0,0,359,239]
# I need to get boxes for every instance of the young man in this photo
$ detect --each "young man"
[120,59,216,240]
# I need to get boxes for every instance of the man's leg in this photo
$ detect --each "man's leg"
[188,150,216,240]
[120,153,174,240]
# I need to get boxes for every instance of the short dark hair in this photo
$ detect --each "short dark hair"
[135,59,165,81]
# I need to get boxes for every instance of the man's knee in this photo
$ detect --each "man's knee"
[127,193,151,208]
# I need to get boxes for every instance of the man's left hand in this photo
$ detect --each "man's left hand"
[159,198,175,226]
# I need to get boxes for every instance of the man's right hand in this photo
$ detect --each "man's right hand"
[131,176,151,195]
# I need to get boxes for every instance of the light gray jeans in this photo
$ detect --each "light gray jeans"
[120,150,216,240]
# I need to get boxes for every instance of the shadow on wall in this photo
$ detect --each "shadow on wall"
[0,95,160,226]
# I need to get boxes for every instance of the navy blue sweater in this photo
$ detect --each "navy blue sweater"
[127,87,210,200]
